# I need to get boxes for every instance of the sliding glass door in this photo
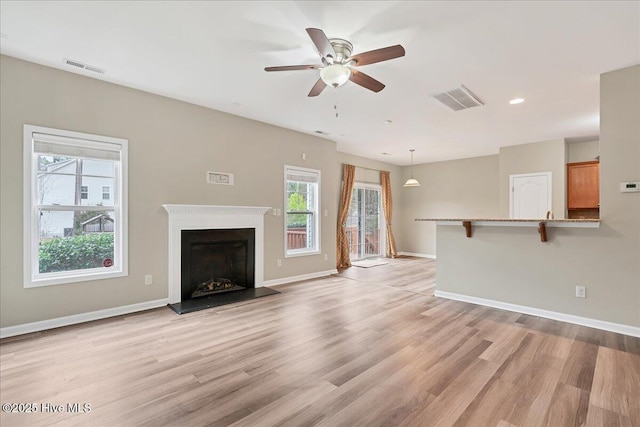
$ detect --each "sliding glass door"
[346,184,385,261]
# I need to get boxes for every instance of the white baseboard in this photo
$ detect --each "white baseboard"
[0,299,169,339]
[264,269,338,287]
[434,290,640,338]
[398,252,436,259]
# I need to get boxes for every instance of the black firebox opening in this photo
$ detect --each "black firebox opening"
[180,228,255,302]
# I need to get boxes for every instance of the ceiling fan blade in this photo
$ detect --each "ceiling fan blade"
[264,65,320,72]
[308,78,327,97]
[306,28,336,60]
[349,70,385,93]
[347,45,405,66]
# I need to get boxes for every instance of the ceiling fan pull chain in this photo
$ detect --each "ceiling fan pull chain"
[334,88,339,118]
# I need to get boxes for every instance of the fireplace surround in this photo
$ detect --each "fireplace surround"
[163,205,278,313]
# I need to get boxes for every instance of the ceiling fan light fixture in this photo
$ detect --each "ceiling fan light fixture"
[320,64,351,88]
[403,149,421,187]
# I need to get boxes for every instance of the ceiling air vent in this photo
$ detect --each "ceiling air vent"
[432,85,484,111]
[63,58,105,74]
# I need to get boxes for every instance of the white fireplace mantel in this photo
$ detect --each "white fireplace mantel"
[162,204,271,304]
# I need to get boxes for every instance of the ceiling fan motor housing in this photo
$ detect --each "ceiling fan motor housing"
[327,38,353,64]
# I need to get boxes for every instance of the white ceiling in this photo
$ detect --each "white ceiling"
[1,1,638,165]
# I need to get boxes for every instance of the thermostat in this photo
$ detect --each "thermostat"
[620,181,640,192]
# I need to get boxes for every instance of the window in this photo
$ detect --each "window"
[24,125,128,287]
[285,165,320,257]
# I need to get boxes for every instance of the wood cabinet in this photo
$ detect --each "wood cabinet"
[567,160,599,219]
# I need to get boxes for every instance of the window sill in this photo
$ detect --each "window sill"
[285,250,321,259]
[25,269,127,288]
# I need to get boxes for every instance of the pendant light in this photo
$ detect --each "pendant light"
[403,149,421,187]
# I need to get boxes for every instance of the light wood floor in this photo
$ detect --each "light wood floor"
[1,257,639,426]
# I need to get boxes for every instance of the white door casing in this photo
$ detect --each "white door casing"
[510,172,552,219]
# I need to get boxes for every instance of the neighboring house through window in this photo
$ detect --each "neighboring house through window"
[285,165,320,257]
[23,125,128,287]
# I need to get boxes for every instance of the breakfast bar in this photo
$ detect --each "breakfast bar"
[415,218,600,242]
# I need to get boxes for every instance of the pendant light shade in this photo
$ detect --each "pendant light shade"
[403,149,421,187]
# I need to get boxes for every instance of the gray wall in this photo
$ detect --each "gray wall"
[436,65,640,328]
[402,138,570,258]
[499,139,567,218]
[568,139,599,163]
[1,56,348,327]
[398,155,500,256]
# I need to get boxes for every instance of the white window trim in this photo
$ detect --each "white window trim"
[23,124,128,287]
[284,164,321,258]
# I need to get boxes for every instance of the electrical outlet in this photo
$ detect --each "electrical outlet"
[277,259,282,267]
[575,285,586,298]
[324,254,328,261]
[145,274,153,285]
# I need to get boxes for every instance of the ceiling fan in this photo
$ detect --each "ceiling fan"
[265,28,405,97]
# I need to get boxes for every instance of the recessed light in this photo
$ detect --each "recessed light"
[509,98,525,105]
[384,120,393,124]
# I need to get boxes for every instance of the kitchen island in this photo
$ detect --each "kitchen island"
[413,216,638,337]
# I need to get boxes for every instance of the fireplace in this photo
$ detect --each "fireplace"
[181,228,255,301]
[163,204,279,314]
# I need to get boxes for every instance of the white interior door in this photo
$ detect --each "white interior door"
[510,172,552,219]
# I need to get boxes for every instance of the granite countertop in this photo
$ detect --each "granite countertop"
[414,218,600,229]
[415,218,600,223]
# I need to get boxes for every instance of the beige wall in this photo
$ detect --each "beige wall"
[568,139,599,163]
[398,155,500,256]
[0,56,407,329]
[499,139,567,218]
[0,56,345,327]
[336,152,403,185]
[436,65,640,328]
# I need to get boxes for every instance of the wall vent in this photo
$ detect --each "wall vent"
[432,85,484,111]
[206,171,234,185]
[63,58,105,74]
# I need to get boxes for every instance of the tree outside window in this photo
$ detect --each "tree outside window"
[285,166,320,256]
